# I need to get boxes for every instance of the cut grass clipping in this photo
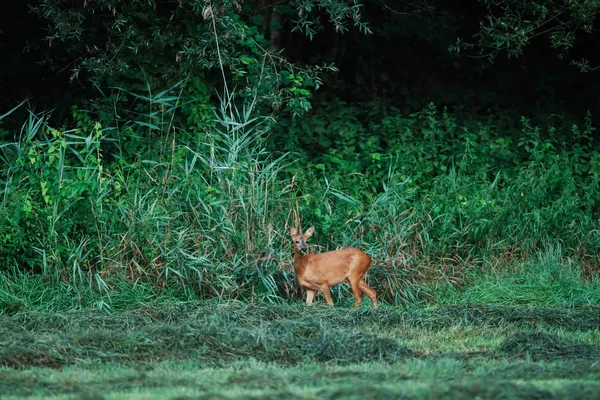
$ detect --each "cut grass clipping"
[2,302,600,369]
[1,302,600,399]
[0,303,412,368]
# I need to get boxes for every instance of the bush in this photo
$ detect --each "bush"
[1,92,599,307]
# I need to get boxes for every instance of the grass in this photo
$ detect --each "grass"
[2,95,600,308]
[1,301,600,399]
[3,359,600,399]
[2,242,598,314]
[436,245,600,307]
[2,87,600,399]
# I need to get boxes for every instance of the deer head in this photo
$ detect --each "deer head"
[290,226,314,254]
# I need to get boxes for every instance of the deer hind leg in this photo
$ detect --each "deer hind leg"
[305,289,316,306]
[320,285,334,308]
[359,280,378,309]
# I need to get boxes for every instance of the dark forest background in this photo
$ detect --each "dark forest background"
[1,0,599,307]
[2,0,600,124]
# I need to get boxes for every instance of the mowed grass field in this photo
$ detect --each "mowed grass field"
[1,301,600,399]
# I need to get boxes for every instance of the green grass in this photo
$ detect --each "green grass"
[2,242,598,314]
[2,96,600,308]
[2,92,600,399]
[436,245,600,307]
[2,302,600,399]
[3,359,600,399]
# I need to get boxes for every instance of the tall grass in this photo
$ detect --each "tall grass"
[1,89,599,310]
[436,243,600,306]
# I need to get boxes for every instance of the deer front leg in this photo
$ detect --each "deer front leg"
[306,289,316,306]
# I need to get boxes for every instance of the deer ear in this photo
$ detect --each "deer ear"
[304,226,314,238]
[290,227,297,236]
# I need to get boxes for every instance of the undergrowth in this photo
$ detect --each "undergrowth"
[1,85,599,308]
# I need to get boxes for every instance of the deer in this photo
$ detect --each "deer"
[290,226,377,309]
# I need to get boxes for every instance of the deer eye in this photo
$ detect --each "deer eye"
[295,241,299,244]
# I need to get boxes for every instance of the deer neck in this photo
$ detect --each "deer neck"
[293,251,309,277]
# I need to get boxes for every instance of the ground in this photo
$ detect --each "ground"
[1,302,599,399]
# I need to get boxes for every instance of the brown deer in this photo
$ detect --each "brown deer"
[290,226,377,309]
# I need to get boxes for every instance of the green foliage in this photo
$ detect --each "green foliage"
[1,87,600,308]
[30,0,358,116]
[291,0,371,38]
[181,73,215,133]
[452,0,600,69]
[273,101,599,266]
[0,111,107,273]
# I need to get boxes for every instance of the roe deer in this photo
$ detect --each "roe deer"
[290,226,377,309]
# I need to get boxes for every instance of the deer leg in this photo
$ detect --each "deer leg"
[349,277,363,309]
[305,289,316,306]
[359,280,378,309]
[320,285,334,308]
